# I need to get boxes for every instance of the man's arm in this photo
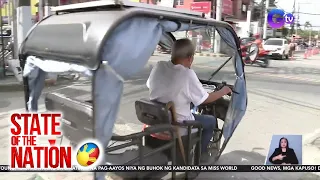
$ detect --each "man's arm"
[146,63,158,89]
[187,70,231,106]
[202,87,230,104]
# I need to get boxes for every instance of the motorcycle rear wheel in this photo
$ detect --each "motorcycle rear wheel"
[259,59,270,68]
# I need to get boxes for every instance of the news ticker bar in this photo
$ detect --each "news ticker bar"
[3,165,320,172]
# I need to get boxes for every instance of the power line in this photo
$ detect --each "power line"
[297,12,320,15]
[275,2,320,15]
[290,22,319,27]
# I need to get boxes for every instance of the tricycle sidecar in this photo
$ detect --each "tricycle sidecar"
[19,1,247,179]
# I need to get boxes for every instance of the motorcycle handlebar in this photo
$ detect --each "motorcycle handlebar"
[221,81,239,95]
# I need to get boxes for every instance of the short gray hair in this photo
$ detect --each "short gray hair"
[171,38,195,61]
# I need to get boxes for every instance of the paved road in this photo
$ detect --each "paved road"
[0,53,320,180]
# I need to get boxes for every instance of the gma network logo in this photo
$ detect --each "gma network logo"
[267,9,294,29]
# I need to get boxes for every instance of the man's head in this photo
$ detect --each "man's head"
[171,38,195,68]
[254,33,260,39]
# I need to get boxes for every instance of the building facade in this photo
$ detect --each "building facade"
[138,0,249,22]
[58,0,249,22]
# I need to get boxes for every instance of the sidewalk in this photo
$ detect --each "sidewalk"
[195,52,229,57]
[293,53,320,67]
[305,53,320,61]
[0,75,23,92]
[153,51,229,58]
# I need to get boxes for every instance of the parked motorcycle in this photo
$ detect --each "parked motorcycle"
[157,45,171,54]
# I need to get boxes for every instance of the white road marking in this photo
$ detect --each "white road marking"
[253,72,320,83]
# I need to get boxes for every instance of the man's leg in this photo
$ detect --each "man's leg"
[193,114,216,153]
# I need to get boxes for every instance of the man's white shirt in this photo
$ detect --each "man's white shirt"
[146,61,209,122]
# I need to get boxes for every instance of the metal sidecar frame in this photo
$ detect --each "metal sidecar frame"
[19,1,248,179]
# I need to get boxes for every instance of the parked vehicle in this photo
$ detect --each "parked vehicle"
[263,38,290,60]
[157,45,171,54]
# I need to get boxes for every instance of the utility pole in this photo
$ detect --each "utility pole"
[4,3,7,25]
[7,0,11,26]
[0,3,4,78]
[246,1,253,37]
[45,0,59,17]
[12,0,18,59]
[308,26,312,46]
[17,0,32,51]
[214,0,221,53]
[210,0,215,19]
[262,0,269,39]
[38,0,44,20]
[290,0,296,36]
[210,0,215,51]
[295,3,299,35]
[9,0,32,82]
[44,0,50,17]
[259,0,265,35]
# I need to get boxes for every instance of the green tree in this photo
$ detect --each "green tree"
[282,27,289,37]
[269,0,276,6]
[304,21,312,30]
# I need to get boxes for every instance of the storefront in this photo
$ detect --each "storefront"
[60,0,95,5]
[60,0,140,5]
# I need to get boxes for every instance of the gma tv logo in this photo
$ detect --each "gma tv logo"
[268,9,294,29]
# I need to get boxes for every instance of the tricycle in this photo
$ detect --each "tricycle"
[19,0,247,179]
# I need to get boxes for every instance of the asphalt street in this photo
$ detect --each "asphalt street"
[0,52,320,180]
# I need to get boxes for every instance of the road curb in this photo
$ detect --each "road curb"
[152,52,229,58]
[195,53,229,57]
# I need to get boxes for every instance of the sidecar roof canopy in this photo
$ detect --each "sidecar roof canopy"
[20,2,247,176]
[21,0,238,70]
[52,0,202,16]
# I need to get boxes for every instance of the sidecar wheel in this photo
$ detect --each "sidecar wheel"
[207,130,221,162]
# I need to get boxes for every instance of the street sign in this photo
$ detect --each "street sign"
[222,0,233,16]
[190,2,211,14]
[159,0,174,8]
[0,0,7,8]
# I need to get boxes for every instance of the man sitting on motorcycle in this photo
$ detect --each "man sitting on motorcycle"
[146,38,232,162]
[252,34,263,50]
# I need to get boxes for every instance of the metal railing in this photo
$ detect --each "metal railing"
[0,36,13,78]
